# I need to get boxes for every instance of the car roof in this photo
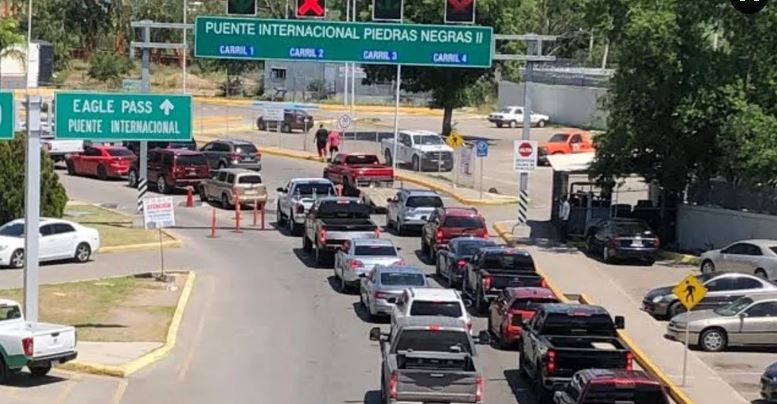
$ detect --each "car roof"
[351,238,394,247]
[732,239,777,247]
[577,369,659,385]
[506,287,557,300]
[290,178,334,184]
[316,196,361,203]
[155,148,202,155]
[0,299,19,307]
[441,207,479,217]
[213,139,255,145]
[215,168,261,175]
[450,236,493,244]
[6,218,75,226]
[400,130,439,137]
[406,287,461,301]
[480,246,532,256]
[394,315,467,329]
[540,303,610,315]
[375,264,424,274]
[401,189,440,197]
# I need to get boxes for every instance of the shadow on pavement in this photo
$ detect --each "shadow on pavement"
[503,369,539,404]
[326,275,356,295]
[74,323,127,329]
[292,248,322,269]
[351,302,389,325]
[363,390,382,404]
[5,372,68,388]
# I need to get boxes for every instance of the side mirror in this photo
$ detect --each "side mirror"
[386,198,393,203]
[396,247,402,251]
[614,315,625,330]
[276,187,286,193]
[477,330,491,345]
[739,312,749,318]
[369,327,381,341]
[387,297,398,304]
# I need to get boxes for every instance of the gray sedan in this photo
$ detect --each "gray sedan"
[666,293,777,351]
[700,239,777,281]
[334,238,403,292]
[359,265,429,320]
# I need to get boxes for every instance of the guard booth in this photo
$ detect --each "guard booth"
[548,153,613,238]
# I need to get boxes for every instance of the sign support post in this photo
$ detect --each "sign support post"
[479,156,484,199]
[23,95,42,322]
[391,64,401,173]
[671,273,708,387]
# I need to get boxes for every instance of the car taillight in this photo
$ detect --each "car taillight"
[655,237,660,248]
[546,349,556,374]
[388,372,398,399]
[482,276,492,290]
[457,259,467,267]
[475,376,484,402]
[256,151,262,161]
[22,337,33,356]
[436,230,443,242]
[466,320,473,331]
[319,229,327,244]
[626,351,634,371]
[296,204,305,214]
[374,291,388,299]
[394,258,406,265]
[350,260,363,269]
[228,152,240,162]
[540,278,548,288]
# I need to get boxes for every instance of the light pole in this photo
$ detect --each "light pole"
[182,0,187,93]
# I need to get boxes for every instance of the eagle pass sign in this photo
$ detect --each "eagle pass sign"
[513,140,537,172]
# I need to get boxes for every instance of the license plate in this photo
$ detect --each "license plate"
[631,241,644,247]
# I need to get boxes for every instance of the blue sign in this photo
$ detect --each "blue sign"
[476,141,488,157]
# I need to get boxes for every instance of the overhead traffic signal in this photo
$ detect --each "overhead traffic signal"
[444,0,475,24]
[227,0,256,15]
[296,0,326,18]
[372,0,402,21]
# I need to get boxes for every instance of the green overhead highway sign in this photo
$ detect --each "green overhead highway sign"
[194,16,493,68]
[54,92,192,141]
[0,92,14,140]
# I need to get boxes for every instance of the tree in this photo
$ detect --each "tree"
[0,134,68,224]
[0,18,25,86]
[87,52,132,87]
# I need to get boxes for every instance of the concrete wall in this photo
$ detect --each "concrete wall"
[498,80,609,129]
[677,205,777,251]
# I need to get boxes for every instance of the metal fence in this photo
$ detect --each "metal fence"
[687,178,777,216]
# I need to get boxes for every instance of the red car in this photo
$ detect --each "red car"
[66,145,136,180]
[323,153,394,190]
[487,287,559,348]
[421,207,488,261]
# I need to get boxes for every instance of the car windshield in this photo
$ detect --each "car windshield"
[770,246,777,255]
[413,135,443,145]
[409,301,463,318]
[107,148,133,157]
[511,298,558,310]
[714,297,754,316]
[295,183,335,196]
[238,175,262,184]
[406,196,443,208]
[380,272,426,286]
[176,154,208,166]
[236,144,257,154]
[613,222,652,235]
[482,253,535,271]
[549,134,570,143]
[354,245,397,256]
[395,330,471,354]
[0,223,24,237]
[499,108,514,113]
[456,240,496,255]
[345,155,379,165]
[443,216,483,228]
[0,305,21,321]
[583,383,669,404]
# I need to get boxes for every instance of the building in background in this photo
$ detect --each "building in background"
[0,40,53,89]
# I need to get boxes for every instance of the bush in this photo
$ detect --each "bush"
[87,52,133,87]
[0,133,68,224]
[218,77,244,97]
[307,79,328,100]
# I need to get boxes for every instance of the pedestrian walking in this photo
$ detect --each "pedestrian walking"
[313,124,329,160]
[327,129,342,162]
[558,195,571,243]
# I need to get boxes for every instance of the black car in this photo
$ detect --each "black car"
[124,140,197,156]
[586,218,659,265]
[435,236,497,288]
[762,362,777,402]
[256,109,314,133]
[642,272,777,319]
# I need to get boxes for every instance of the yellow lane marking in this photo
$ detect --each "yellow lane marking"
[110,379,128,404]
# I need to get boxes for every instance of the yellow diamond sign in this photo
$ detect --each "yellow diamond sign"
[672,274,708,311]
[446,131,465,149]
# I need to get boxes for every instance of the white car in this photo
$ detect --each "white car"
[381,130,454,172]
[488,106,549,128]
[391,287,472,332]
[700,239,777,281]
[275,178,337,236]
[0,218,100,269]
[0,299,77,381]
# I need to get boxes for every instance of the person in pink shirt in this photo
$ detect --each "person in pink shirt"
[327,129,342,162]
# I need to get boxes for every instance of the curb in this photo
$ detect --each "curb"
[59,271,197,378]
[491,222,693,404]
[657,250,700,266]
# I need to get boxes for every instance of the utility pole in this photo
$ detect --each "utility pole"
[23,95,41,321]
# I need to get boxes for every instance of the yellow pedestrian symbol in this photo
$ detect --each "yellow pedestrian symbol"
[672,274,708,311]
[446,131,465,149]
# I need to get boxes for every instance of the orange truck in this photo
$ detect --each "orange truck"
[537,131,595,165]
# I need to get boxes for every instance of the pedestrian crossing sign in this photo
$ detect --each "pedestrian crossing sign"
[446,131,465,149]
[672,274,707,310]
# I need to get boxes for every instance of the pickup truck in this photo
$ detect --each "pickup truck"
[276,178,336,236]
[42,137,84,163]
[537,132,594,166]
[0,299,77,381]
[421,207,488,262]
[519,304,631,400]
[369,316,490,404]
[553,369,670,404]
[488,106,549,128]
[462,246,546,313]
[302,197,380,267]
[381,130,454,172]
[323,153,394,191]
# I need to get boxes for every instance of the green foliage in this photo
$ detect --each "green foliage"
[87,52,132,86]
[0,134,68,224]
[307,79,328,100]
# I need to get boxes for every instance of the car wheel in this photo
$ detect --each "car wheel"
[128,170,138,188]
[0,356,7,384]
[276,203,286,225]
[302,236,312,253]
[435,256,442,276]
[538,120,546,128]
[288,211,299,235]
[476,288,487,314]
[74,243,91,263]
[339,274,347,293]
[281,123,292,133]
[29,365,51,378]
[218,161,226,170]
[96,165,108,180]
[668,301,686,318]
[221,193,231,209]
[412,155,421,172]
[257,120,266,131]
[384,149,392,166]
[314,244,324,267]
[700,260,715,274]
[602,245,612,263]
[199,186,208,202]
[66,161,75,175]
[509,120,517,128]
[421,239,428,257]
[700,328,727,352]
[9,249,23,269]
[385,212,393,230]
[157,176,168,194]
[755,268,768,280]
[496,122,503,128]
[396,221,404,236]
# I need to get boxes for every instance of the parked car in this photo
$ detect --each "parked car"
[369,316,489,404]
[642,272,777,319]
[334,238,403,292]
[436,236,498,288]
[519,304,631,399]
[699,239,777,281]
[391,287,472,332]
[381,130,454,172]
[386,189,444,235]
[65,145,136,180]
[41,137,84,163]
[538,132,595,165]
[323,153,394,190]
[762,361,777,402]
[123,140,197,155]
[0,218,100,269]
[488,287,559,349]
[128,148,211,194]
[302,197,379,267]
[198,168,267,209]
[359,265,429,320]
[462,246,546,313]
[553,369,670,404]
[666,293,777,351]
[199,139,261,171]
[256,108,314,133]
[276,178,337,236]
[487,106,549,128]
[0,299,77,381]
[421,207,488,262]
[585,218,659,265]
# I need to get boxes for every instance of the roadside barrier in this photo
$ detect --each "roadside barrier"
[234,190,242,233]
[209,208,218,238]
[335,184,343,196]
[253,200,266,230]
[185,186,194,208]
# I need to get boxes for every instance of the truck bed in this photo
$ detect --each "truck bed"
[359,187,398,213]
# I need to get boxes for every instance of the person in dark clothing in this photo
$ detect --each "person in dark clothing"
[313,124,329,159]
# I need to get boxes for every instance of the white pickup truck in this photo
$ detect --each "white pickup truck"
[381,130,454,172]
[488,106,549,128]
[0,299,77,381]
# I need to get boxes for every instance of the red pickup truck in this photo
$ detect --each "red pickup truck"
[487,287,559,349]
[323,153,394,190]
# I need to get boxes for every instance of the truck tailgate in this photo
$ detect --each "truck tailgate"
[28,322,76,358]
[545,336,629,378]
[42,139,84,154]
[395,352,479,403]
[489,272,544,290]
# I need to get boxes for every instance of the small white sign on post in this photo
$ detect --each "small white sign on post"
[142,196,176,230]
[459,146,473,177]
[513,140,538,172]
[263,107,285,122]
[337,113,352,129]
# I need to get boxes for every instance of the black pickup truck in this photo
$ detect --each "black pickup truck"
[462,246,546,313]
[518,304,631,401]
[302,197,379,267]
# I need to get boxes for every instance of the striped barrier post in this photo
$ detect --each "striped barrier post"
[137,178,148,213]
[517,189,529,225]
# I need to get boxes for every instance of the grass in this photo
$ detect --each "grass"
[63,204,174,248]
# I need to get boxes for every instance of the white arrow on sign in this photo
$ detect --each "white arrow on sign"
[160,99,175,116]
